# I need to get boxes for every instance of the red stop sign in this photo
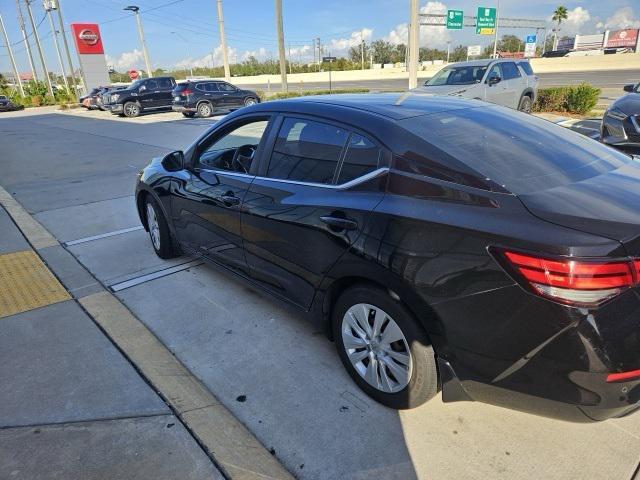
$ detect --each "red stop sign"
[128,69,139,80]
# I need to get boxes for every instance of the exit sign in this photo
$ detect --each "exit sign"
[476,6,496,35]
[446,10,463,29]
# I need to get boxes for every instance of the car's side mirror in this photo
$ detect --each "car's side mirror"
[623,84,635,93]
[161,151,184,172]
[488,75,501,86]
[139,85,147,92]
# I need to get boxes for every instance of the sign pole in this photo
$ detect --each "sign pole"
[492,0,500,58]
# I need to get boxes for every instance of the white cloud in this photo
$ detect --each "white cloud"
[106,49,145,71]
[604,7,640,30]
[548,7,590,35]
[324,28,373,56]
[384,1,450,49]
[175,44,241,69]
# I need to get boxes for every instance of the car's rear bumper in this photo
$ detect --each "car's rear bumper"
[172,104,196,113]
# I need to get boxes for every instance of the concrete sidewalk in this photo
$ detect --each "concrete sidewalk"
[0,205,224,480]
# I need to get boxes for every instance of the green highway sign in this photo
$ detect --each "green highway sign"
[446,9,463,29]
[476,6,496,35]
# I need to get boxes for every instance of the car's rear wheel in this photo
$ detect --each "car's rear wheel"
[144,196,178,259]
[244,97,258,107]
[182,111,195,118]
[123,101,141,118]
[197,102,213,118]
[518,95,533,113]
[332,285,438,409]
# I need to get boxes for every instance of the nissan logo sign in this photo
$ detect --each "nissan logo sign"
[78,29,99,45]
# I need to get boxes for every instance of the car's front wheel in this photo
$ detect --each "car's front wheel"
[123,101,141,118]
[244,97,258,107]
[144,196,179,259]
[332,285,438,409]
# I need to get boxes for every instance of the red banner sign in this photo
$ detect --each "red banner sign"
[606,29,639,48]
[71,23,104,54]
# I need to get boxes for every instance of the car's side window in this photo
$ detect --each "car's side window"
[487,64,502,80]
[502,62,521,80]
[197,119,270,173]
[337,134,381,184]
[206,82,219,92]
[517,62,534,76]
[218,82,236,92]
[267,117,349,185]
[195,83,206,92]
[158,78,174,89]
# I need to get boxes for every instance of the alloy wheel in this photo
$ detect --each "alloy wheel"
[125,103,139,117]
[341,303,413,393]
[245,98,257,106]
[146,203,161,250]
[199,103,212,117]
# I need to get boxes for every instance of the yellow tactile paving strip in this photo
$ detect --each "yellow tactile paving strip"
[0,250,70,318]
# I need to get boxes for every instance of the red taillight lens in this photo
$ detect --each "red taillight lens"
[500,250,638,307]
[181,89,193,96]
[606,369,640,383]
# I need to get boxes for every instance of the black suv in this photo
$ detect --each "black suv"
[172,80,259,118]
[105,76,177,117]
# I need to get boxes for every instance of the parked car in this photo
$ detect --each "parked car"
[81,87,103,109]
[96,85,128,111]
[413,59,538,112]
[0,95,24,112]
[541,50,570,58]
[136,93,640,422]
[601,82,640,151]
[172,79,260,118]
[103,76,177,117]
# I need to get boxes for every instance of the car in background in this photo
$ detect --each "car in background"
[81,87,103,109]
[135,93,640,422]
[103,76,177,117]
[172,80,260,118]
[601,82,640,151]
[96,85,128,111]
[0,95,24,112]
[413,59,538,112]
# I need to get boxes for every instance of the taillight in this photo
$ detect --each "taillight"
[180,89,193,96]
[497,249,639,307]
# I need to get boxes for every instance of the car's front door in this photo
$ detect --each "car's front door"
[217,82,243,108]
[242,115,387,308]
[171,115,273,274]
[139,79,158,108]
[484,64,509,107]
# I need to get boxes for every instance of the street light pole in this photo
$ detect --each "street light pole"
[16,0,37,81]
[408,0,419,89]
[275,0,287,92]
[124,6,153,78]
[492,0,500,58]
[0,12,25,96]
[44,0,70,93]
[216,0,230,79]
[55,0,79,97]
[25,0,55,97]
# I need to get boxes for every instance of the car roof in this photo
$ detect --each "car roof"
[250,93,484,120]
[444,58,529,68]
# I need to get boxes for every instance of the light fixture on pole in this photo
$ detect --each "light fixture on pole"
[124,6,153,78]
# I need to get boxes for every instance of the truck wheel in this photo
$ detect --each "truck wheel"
[123,102,141,118]
[197,102,212,118]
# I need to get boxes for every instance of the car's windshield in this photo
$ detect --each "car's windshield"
[425,66,487,86]
[400,106,632,194]
[129,79,144,90]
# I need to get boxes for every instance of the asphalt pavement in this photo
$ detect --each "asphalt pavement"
[0,107,639,480]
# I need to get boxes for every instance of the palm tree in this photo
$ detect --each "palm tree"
[551,6,568,50]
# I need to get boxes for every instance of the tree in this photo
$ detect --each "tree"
[484,34,525,56]
[370,40,396,64]
[348,41,370,66]
[552,6,568,50]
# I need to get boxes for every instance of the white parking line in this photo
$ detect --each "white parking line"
[64,226,144,246]
[108,260,203,292]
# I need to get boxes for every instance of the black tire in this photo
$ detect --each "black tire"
[332,284,438,409]
[518,95,533,113]
[144,195,179,259]
[244,97,258,107]
[197,102,213,118]
[123,101,141,118]
[182,111,195,118]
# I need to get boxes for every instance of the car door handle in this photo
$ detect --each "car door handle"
[320,216,358,231]
[223,93,229,96]
[220,194,240,206]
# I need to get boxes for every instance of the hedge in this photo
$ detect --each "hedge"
[263,88,369,101]
[533,83,600,115]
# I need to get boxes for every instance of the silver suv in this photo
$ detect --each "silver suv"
[413,59,539,112]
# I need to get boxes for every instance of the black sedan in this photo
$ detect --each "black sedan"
[136,94,640,422]
[601,82,640,151]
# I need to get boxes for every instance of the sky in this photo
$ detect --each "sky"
[1,0,640,75]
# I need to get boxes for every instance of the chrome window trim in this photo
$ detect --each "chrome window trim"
[630,115,640,134]
[196,166,389,190]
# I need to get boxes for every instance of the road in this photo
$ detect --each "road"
[0,106,638,480]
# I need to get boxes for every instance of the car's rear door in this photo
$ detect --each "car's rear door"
[242,115,387,309]
[156,77,175,107]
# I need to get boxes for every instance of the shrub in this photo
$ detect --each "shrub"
[31,95,42,107]
[533,83,600,114]
[267,88,369,101]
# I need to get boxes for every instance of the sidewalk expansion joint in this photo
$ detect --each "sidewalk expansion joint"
[0,412,173,431]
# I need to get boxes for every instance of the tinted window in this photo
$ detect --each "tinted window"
[206,82,219,92]
[400,107,631,194]
[267,118,349,184]
[218,82,236,92]
[145,79,158,90]
[158,78,174,89]
[487,64,502,79]
[198,119,269,170]
[173,83,191,92]
[501,62,521,80]
[426,66,487,86]
[337,134,381,184]
[517,62,534,76]
[195,83,207,91]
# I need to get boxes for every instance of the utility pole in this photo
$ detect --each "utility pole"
[44,0,69,93]
[124,6,153,77]
[16,0,37,81]
[360,29,365,70]
[288,43,292,74]
[408,0,419,89]
[275,0,287,92]
[0,12,25,96]
[446,40,450,63]
[55,0,79,97]
[492,0,500,58]
[216,0,230,79]
[317,37,321,70]
[25,0,55,97]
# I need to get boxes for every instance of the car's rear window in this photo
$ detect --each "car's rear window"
[173,83,191,92]
[517,62,534,76]
[400,106,631,194]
